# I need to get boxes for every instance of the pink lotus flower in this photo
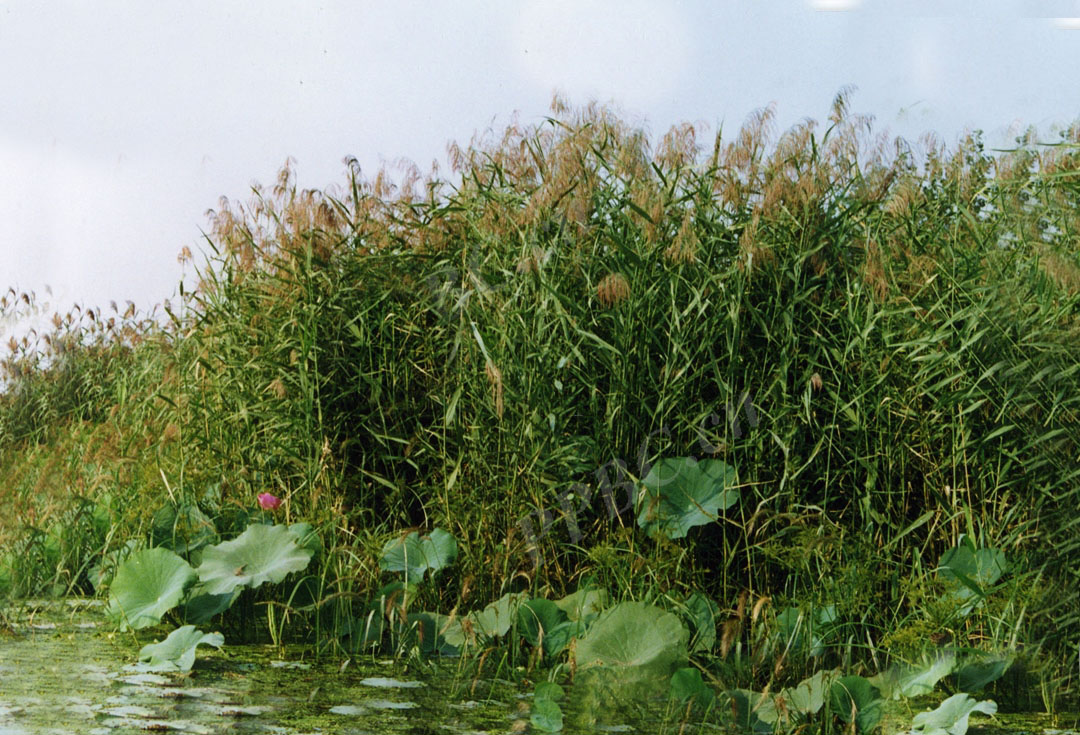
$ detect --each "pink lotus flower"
[257,492,282,511]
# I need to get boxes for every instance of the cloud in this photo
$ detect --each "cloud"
[810,0,862,10]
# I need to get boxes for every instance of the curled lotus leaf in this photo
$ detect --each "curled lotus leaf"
[137,625,224,672]
[911,693,997,735]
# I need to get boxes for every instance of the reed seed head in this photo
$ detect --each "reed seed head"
[596,272,630,307]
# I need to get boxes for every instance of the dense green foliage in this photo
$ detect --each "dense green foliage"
[2,93,1078,722]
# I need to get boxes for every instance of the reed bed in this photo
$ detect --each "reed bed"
[2,93,1078,701]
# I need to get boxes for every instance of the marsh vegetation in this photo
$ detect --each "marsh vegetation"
[2,91,1078,732]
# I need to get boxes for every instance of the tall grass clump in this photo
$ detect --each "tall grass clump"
[0,289,174,595]
[1,93,1077,700]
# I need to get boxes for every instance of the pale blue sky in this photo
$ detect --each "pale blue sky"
[1,0,1078,334]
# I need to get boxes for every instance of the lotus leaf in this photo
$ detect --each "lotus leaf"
[829,675,883,735]
[88,538,138,594]
[402,611,461,656]
[637,457,738,539]
[575,601,688,681]
[137,625,224,672]
[729,689,779,733]
[938,538,1007,615]
[287,522,321,554]
[955,654,1013,692]
[518,598,573,657]
[534,682,564,702]
[151,502,218,556]
[530,697,564,732]
[684,592,719,653]
[774,604,837,657]
[338,609,386,651]
[910,693,997,735]
[196,523,314,596]
[782,669,838,715]
[107,547,197,630]
[180,584,242,624]
[469,591,527,639]
[379,528,457,582]
[553,586,608,623]
[670,667,715,709]
[870,652,955,700]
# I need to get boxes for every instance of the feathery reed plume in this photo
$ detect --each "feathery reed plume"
[596,272,631,307]
[485,360,504,420]
[664,210,699,264]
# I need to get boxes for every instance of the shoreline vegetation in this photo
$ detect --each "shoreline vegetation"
[2,92,1078,731]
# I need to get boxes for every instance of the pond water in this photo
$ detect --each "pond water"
[0,600,1076,735]
[0,599,679,734]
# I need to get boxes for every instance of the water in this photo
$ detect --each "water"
[1,600,1076,735]
[0,599,676,734]
[0,600,521,734]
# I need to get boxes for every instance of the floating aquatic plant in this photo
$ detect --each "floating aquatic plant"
[136,625,224,672]
[636,457,738,540]
[908,693,997,735]
[378,528,457,583]
[195,523,315,597]
[574,601,689,681]
[107,547,197,630]
[829,675,883,735]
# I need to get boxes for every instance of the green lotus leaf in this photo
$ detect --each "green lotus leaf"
[137,625,224,672]
[107,547,197,631]
[534,681,565,702]
[773,604,838,657]
[869,652,955,700]
[469,591,528,639]
[670,667,716,710]
[938,540,1007,615]
[402,611,461,656]
[730,689,779,733]
[911,693,997,735]
[180,583,242,624]
[196,523,314,596]
[379,528,457,583]
[575,601,689,681]
[553,586,608,623]
[637,457,738,539]
[955,653,1013,692]
[287,522,322,555]
[684,592,720,653]
[338,609,386,651]
[782,669,839,715]
[518,598,574,657]
[829,675,883,735]
[530,697,564,732]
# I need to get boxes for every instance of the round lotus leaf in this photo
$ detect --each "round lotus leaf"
[107,547,197,631]
[575,601,689,681]
[637,457,738,540]
[196,523,314,596]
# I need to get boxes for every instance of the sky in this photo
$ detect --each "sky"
[1,0,1079,339]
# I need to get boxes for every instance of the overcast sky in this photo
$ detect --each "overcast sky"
[2,0,1078,337]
